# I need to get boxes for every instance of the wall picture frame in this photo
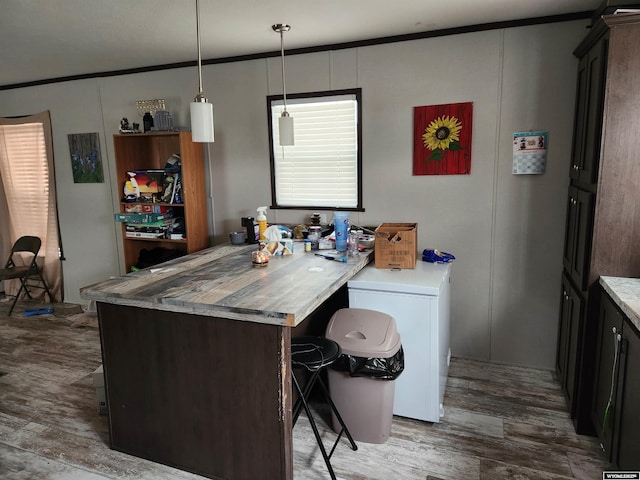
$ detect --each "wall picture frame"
[68,132,104,183]
[413,102,473,175]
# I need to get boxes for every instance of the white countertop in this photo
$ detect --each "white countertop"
[599,276,640,331]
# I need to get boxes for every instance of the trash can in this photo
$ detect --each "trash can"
[325,308,404,444]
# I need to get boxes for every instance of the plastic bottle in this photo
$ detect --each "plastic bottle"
[257,206,268,241]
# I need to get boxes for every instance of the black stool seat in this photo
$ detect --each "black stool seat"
[291,336,357,480]
[292,336,341,371]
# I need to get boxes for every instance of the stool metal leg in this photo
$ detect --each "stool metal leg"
[316,375,358,453]
[292,368,321,427]
[292,371,339,480]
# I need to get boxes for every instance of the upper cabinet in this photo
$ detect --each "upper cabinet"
[570,30,608,190]
[588,14,640,284]
[113,132,209,272]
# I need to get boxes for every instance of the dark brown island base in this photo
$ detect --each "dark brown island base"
[80,243,373,480]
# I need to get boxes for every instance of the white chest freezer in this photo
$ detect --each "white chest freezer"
[347,261,451,422]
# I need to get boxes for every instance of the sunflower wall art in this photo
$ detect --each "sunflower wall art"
[413,102,473,175]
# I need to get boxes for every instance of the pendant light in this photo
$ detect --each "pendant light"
[272,24,294,146]
[190,0,214,143]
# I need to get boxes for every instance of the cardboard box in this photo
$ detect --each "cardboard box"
[374,223,417,269]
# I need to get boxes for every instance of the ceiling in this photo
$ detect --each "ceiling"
[1,0,601,89]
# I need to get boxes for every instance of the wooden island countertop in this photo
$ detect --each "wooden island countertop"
[81,243,372,327]
[80,242,373,480]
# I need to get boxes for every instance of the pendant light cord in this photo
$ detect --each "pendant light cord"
[195,0,204,98]
[280,29,288,113]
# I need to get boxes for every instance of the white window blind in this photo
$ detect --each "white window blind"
[270,93,359,208]
[0,123,50,237]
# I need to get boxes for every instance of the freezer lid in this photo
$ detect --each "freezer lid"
[348,260,450,295]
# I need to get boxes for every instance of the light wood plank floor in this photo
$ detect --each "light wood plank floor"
[0,300,611,479]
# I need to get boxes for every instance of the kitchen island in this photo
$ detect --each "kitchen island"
[80,243,372,480]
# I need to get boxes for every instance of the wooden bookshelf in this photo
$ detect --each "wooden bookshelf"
[113,132,209,272]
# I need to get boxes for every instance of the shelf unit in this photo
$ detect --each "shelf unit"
[113,132,209,272]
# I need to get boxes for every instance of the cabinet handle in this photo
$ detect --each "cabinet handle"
[603,327,622,431]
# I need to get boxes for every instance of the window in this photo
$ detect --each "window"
[267,88,362,210]
[0,111,62,301]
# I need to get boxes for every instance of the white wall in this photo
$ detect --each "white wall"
[0,20,588,369]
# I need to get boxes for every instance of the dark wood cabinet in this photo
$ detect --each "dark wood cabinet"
[562,186,594,292]
[569,33,608,190]
[556,273,585,417]
[592,288,640,469]
[615,318,640,469]
[557,13,640,435]
[591,291,623,454]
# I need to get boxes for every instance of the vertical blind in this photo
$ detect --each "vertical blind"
[271,94,358,208]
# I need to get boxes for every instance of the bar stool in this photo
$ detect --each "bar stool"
[291,336,358,480]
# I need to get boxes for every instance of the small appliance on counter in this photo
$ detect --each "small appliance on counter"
[241,216,259,244]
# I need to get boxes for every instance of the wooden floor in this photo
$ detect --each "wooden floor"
[0,299,612,480]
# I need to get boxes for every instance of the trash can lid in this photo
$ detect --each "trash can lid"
[325,308,401,358]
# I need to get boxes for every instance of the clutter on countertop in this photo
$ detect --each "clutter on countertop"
[422,249,455,263]
[241,216,259,244]
[252,250,270,267]
[259,225,293,255]
[229,231,246,245]
[257,206,268,241]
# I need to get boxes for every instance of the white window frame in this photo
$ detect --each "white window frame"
[267,88,363,211]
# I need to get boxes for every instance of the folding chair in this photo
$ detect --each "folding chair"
[0,236,52,315]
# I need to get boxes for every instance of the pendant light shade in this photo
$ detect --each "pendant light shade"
[273,24,294,146]
[190,0,214,143]
[279,112,294,146]
[190,99,214,142]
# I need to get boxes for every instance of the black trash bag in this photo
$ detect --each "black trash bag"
[330,345,404,380]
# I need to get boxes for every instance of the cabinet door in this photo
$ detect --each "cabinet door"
[569,55,588,179]
[571,188,594,290]
[615,320,640,470]
[571,35,608,187]
[562,187,578,274]
[556,274,584,417]
[562,186,594,290]
[591,292,624,458]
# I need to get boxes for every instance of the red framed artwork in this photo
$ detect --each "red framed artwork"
[413,102,473,175]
